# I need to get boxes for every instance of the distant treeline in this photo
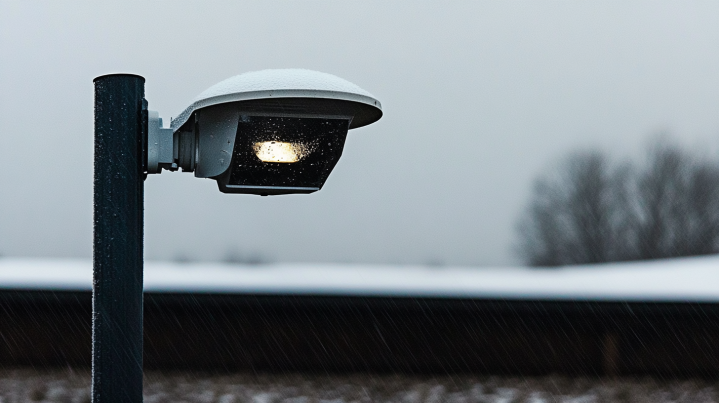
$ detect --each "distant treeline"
[517,138,719,267]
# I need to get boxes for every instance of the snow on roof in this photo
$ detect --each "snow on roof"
[0,255,718,301]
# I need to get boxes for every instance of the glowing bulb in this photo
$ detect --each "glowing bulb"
[253,141,307,163]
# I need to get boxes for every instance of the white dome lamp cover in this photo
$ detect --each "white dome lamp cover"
[171,69,383,132]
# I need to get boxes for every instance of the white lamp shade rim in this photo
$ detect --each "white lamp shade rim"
[171,69,382,131]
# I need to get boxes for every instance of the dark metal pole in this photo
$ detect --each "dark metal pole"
[93,74,145,402]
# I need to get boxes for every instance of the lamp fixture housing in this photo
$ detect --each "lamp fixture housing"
[146,69,382,195]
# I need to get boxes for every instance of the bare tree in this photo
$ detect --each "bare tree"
[517,140,719,266]
[516,151,626,266]
[627,142,719,260]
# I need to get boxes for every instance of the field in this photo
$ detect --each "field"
[0,369,717,403]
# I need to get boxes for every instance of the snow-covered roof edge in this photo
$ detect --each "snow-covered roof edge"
[1,255,718,302]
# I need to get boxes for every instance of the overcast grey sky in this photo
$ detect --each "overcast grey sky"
[1,1,719,266]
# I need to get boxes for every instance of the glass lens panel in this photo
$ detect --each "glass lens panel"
[227,115,350,189]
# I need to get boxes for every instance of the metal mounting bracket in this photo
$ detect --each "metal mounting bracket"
[147,110,177,173]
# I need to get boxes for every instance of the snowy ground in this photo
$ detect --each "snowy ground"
[0,369,717,403]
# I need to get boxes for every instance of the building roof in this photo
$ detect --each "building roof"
[0,255,718,301]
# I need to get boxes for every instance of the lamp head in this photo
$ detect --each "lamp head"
[149,69,382,195]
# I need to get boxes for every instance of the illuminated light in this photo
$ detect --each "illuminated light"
[253,141,308,163]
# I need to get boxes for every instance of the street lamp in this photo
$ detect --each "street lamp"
[93,69,382,402]
[147,69,382,194]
